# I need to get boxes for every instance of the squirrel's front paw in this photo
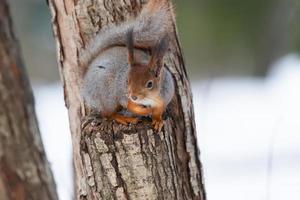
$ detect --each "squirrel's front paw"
[152,119,164,132]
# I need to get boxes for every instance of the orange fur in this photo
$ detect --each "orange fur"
[152,102,165,131]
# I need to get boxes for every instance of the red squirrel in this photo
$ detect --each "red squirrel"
[80,0,174,131]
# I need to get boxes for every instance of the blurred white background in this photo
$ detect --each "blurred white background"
[33,54,300,200]
[6,0,300,199]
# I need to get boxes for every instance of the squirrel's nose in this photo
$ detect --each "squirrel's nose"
[131,95,138,101]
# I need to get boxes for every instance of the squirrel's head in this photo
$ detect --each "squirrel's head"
[126,29,169,107]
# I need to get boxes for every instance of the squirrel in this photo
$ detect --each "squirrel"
[80,0,175,131]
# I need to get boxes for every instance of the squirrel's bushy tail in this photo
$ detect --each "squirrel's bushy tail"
[80,0,172,67]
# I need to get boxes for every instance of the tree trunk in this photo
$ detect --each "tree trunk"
[48,0,206,199]
[0,1,58,200]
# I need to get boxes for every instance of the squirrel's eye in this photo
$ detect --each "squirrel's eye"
[146,80,153,89]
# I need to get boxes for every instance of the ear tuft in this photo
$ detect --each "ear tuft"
[149,35,170,77]
[126,28,135,66]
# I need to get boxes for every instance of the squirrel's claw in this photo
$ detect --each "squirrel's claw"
[152,119,164,132]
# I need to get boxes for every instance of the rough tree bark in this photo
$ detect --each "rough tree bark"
[0,1,58,200]
[48,0,206,199]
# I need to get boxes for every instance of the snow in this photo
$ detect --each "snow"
[33,85,73,200]
[33,54,300,200]
[193,54,300,200]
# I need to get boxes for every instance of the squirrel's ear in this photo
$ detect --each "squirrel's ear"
[126,28,135,66]
[148,35,169,77]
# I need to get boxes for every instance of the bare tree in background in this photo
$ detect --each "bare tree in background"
[0,1,58,200]
[48,0,206,199]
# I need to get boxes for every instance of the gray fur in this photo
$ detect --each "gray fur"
[83,47,128,114]
[160,68,175,106]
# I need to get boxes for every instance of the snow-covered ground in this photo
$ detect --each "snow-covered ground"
[33,54,300,200]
